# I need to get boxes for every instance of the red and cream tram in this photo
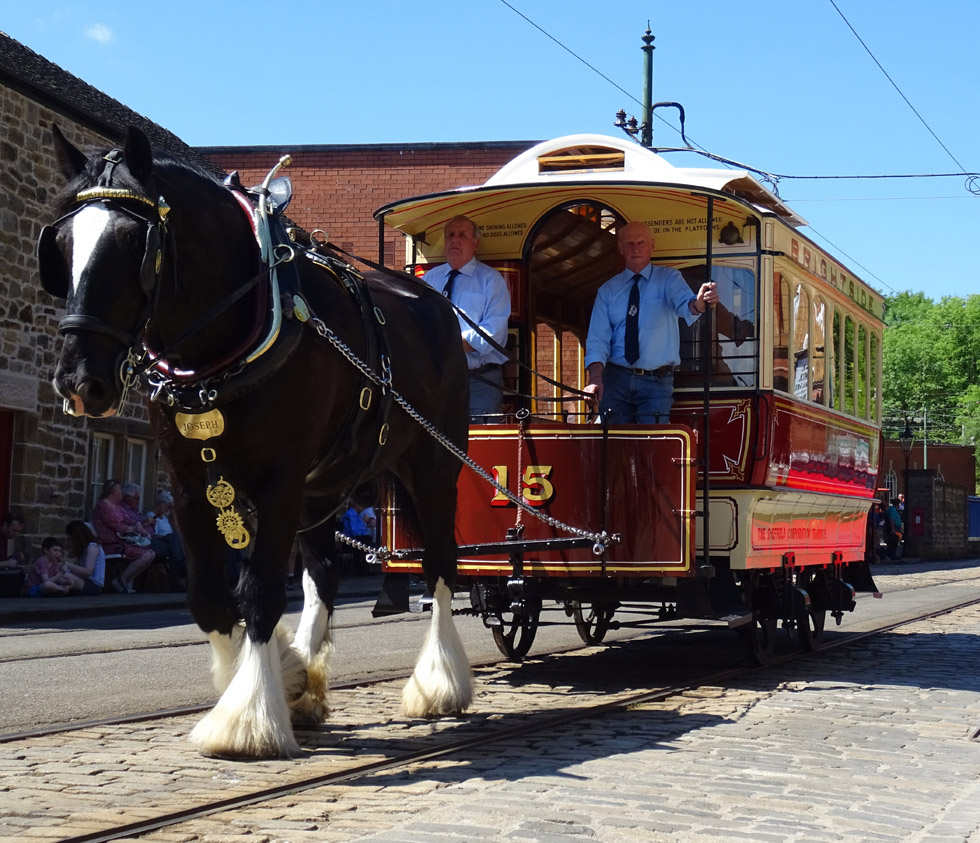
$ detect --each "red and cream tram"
[373,133,883,662]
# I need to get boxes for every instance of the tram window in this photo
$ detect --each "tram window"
[677,264,757,388]
[832,310,841,410]
[811,297,827,405]
[857,324,869,419]
[793,284,810,400]
[773,274,790,392]
[870,331,879,423]
[843,315,856,415]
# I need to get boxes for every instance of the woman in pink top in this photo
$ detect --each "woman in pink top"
[91,479,154,593]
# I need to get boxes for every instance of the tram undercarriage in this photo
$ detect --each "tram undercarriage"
[375,549,877,665]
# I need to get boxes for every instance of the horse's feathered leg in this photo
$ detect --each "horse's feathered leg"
[206,627,243,693]
[288,524,340,724]
[190,631,301,758]
[190,493,305,759]
[402,576,473,716]
[290,567,333,723]
[178,491,242,695]
[397,437,473,718]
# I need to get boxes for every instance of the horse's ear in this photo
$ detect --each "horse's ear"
[51,125,88,178]
[123,126,153,182]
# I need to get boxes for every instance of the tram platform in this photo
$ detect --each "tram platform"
[0,574,385,624]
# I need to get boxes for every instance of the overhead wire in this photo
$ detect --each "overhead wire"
[827,0,971,176]
[496,0,975,300]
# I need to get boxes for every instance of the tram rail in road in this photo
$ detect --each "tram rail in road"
[4,578,977,843]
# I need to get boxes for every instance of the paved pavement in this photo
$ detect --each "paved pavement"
[0,554,926,625]
[0,574,387,624]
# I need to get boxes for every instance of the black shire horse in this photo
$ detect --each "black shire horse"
[38,126,472,758]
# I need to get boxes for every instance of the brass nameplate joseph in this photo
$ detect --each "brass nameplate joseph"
[176,410,225,440]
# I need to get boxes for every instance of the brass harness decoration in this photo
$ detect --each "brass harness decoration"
[175,409,251,550]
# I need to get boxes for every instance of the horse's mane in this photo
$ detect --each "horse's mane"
[53,142,229,215]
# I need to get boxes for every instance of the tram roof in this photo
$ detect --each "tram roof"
[375,133,807,234]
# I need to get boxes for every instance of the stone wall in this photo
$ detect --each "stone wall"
[905,470,971,559]
[1,86,156,548]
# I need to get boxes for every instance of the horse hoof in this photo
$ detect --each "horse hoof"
[190,707,301,759]
[290,661,331,724]
[401,671,472,719]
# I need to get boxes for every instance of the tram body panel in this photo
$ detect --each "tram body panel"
[382,422,697,577]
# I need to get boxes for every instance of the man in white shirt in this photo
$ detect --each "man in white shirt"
[585,222,718,423]
[423,215,511,422]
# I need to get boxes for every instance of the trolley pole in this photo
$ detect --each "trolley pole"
[641,25,655,148]
[700,196,714,575]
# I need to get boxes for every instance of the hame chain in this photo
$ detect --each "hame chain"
[309,314,612,557]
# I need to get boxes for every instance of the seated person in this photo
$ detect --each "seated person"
[342,501,372,546]
[145,490,186,590]
[91,479,155,594]
[0,511,28,597]
[23,537,82,597]
[63,520,106,596]
[341,499,374,576]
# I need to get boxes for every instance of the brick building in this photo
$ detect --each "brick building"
[879,440,976,559]
[198,141,534,274]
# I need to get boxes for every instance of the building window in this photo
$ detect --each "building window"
[126,438,149,508]
[88,433,115,514]
[885,467,898,500]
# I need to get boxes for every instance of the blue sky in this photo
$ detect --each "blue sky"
[5,1,978,303]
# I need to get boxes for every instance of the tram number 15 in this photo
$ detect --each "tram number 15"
[490,465,555,507]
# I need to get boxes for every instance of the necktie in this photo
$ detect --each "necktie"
[444,269,460,302]
[624,273,642,365]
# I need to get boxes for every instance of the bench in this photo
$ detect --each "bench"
[104,553,174,593]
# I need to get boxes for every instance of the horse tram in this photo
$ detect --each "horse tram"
[38,124,883,759]
[373,132,884,664]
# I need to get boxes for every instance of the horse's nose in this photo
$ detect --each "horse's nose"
[53,363,116,418]
[76,375,110,409]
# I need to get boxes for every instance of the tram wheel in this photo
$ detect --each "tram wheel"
[569,601,615,646]
[491,609,540,660]
[738,615,777,665]
[796,606,826,652]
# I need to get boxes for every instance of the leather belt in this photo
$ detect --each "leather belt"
[611,363,676,377]
[471,363,502,375]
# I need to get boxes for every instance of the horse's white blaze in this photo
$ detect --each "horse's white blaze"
[402,577,473,718]
[190,634,300,758]
[70,205,112,294]
[207,627,242,694]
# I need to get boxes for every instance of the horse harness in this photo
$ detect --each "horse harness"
[40,147,396,549]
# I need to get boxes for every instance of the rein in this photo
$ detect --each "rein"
[323,243,594,405]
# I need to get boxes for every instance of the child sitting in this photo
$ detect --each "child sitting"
[23,537,83,597]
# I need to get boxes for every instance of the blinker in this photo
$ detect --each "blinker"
[37,225,69,299]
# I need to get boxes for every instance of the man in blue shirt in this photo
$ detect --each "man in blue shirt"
[424,215,511,421]
[584,222,718,423]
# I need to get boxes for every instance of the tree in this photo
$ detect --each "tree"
[882,292,980,491]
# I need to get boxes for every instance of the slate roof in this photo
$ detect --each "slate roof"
[0,29,217,171]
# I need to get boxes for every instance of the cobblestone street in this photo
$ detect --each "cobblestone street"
[3,563,978,843]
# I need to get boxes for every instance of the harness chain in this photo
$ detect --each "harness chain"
[326,243,595,404]
[307,309,612,558]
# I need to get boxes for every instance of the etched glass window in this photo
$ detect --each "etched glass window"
[793,284,810,400]
[812,297,826,405]
[773,274,790,392]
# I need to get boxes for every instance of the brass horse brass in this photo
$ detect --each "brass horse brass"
[176,409,225,440]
